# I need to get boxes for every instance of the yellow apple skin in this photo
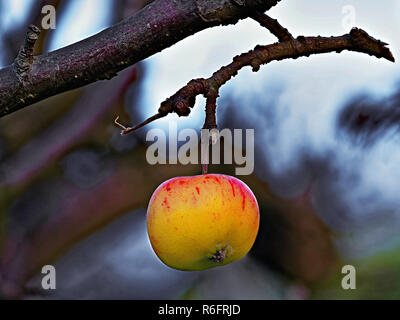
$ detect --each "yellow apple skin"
[147,174,260,271]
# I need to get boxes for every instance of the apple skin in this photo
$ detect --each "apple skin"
[147,174,260,271]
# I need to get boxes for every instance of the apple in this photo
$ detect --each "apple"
[147,174,260,271]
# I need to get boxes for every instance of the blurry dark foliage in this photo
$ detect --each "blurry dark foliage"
[338,83,400,146]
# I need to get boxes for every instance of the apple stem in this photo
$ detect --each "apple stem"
[202,162,208,175]
[201,87,219,175]
[201,131,209,175]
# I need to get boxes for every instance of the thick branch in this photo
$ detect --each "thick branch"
[118,27,394,133]
[0,0,281,118]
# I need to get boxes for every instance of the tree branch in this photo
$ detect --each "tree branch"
[116,27,395,134]
[0,0,281,118]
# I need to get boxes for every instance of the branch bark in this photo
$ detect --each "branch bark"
[0,0,280,118]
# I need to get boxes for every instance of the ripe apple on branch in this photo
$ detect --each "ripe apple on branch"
[112,6,394,271]
[0,0,394,273]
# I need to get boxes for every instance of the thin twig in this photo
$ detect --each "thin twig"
[251,12,293,42]
[203,88,219,130]
[114,113,166,135]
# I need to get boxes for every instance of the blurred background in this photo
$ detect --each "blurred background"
[0,0,399,299]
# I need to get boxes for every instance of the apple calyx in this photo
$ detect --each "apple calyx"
[209,245,232,263]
